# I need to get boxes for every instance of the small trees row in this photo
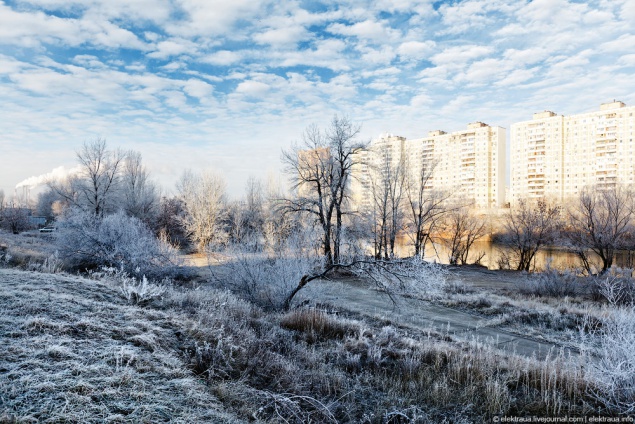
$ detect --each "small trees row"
[499,186,635,274]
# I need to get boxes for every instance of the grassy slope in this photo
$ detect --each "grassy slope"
[0,268,239,423]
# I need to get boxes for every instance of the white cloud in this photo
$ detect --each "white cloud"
[235,80,270,97]
[620,0,635,20]
[183,79,214,99]
[202,50,242,66]
[147,39,198,59]
[276,38,351,71]
[410,93,432,107]
[254,26,310,46]
[430,45,492,67]
[18,0,173,24]
[618,54,635,67]
[1,0,635,198]
[397,40,435,60]
[494,67,537,87]
[167,0,267,37]
[600,34,635,52]
[328,19,399,42]
[503,48,549,67]
[438,0,491,35]
[0,3,147,49]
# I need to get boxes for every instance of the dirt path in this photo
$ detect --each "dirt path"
[299,279,578,360]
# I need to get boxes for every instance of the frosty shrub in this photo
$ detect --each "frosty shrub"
[519,265,579,297]
[594,269,635,306]
[211,234,322,311]
[56,209,181,278]
[119,274,166,306]
[393,258,448,297]
[589,306,635,414]
[356,257,448,298]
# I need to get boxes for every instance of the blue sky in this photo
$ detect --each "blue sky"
[1,0,635,198]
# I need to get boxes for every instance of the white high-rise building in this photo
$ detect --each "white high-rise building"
[350,134,406,211]
[510,111,565,203]
[511,101,635,204]
[351,123,507,210]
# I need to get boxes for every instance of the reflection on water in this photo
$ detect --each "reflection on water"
[397,240,634,271]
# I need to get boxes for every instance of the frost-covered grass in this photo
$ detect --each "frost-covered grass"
[0,268,237,423]
[0,229,56,268]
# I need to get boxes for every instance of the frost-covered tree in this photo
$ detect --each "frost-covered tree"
[156,196,188,247]
[121,150,159,225]
[177,170,227,251]
[282,116,365,265]
[499,199,561,271]
[367,141,407,259]
[441,204,487,265]
[566,186,634,274]
[49,138,125,217]
[0,199,31,234]
[405,158,450,258]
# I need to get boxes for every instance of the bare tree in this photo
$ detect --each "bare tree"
[405,158,450,258]
[282,116,365,265]
[367,142,406,259]
[441,204,487,265]
[49,138,125,217]
[262,178,299,252]
[0,197,31,234]
[121,150,159,224]
[566,186,634,274]
[499,199,561,271]
[177,170,227,251]
[35,188,62,220]
[76,138,126,217]
[242,176,265,240]
[156,196,188,247]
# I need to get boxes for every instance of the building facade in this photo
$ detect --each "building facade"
[511,101,635,204]
[351,123,506,211]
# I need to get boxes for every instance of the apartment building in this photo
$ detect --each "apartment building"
[510,101,635,204]
[350,134,406,211]
[351,123,506,210]
[510,111,565,202]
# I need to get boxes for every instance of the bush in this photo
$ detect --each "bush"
[211,236,321,311]
[56,209,182,278]
[519,266,579,297]
[362,257,448,298]
[593,269,635,306]
[589,306,635,414]
[119,274,167,306]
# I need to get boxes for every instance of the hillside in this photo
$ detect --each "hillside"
[0,268,239,423]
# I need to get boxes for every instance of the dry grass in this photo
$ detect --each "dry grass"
[165,286,599,422]
[280,308,359,342]
[0,229,56,268]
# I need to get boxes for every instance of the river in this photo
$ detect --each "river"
[411,240,635,272]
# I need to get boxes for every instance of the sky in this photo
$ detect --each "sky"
[1,0,635,200]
